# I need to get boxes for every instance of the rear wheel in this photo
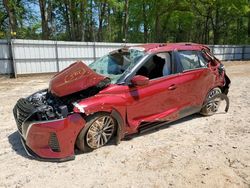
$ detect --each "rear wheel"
[76,113,116,152]
[200,87,221,116]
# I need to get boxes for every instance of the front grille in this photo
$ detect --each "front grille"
[48,133,61,152]
[13,98,36,134]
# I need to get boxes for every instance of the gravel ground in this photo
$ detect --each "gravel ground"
[0,61,249,188]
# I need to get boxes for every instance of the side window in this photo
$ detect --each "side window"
[177,51,206,71]
[136,52,172,80]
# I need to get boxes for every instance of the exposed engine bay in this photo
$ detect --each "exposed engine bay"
[26,80,110,121]
[27,90,68,121]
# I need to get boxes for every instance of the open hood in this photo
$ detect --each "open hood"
[49,61,107,97]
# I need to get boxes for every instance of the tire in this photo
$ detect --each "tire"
[76,112,116,152]
[200,87,222,116]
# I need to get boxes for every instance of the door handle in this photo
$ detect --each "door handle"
[168,84,176,90]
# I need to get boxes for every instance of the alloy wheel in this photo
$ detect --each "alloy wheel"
[86,115,115,149]
[206,88,221,114]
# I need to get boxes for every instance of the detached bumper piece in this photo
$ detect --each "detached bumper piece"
[13,99,86,162]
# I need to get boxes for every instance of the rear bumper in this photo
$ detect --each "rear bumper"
[17,113,85,162]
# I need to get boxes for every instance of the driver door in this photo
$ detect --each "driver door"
[125,52,183,128]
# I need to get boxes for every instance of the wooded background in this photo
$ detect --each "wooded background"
[1,0,250,44]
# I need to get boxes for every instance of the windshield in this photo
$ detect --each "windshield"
[88,47,145,83]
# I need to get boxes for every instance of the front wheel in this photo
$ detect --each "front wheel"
[76,113,116,152]
[200,87,222,116]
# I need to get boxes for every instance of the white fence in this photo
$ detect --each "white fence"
[209,45,250,61]
[0,40,12,74]
[0,39,250,76]
[11,39,134,76]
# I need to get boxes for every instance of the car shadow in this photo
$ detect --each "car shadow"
[8,131,30,159]
[123,113,205,141]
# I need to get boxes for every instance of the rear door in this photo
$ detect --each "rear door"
[173,50,216,110]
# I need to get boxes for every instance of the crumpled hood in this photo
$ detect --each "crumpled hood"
[49,61,107,97]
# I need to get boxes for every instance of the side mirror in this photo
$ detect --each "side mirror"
[131,75,149,86]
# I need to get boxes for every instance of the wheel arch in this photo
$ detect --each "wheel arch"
[75,108,125,152]
[110,109,124,145]
[73,95,127,141]
[75,106,125,150]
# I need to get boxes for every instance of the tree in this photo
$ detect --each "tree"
[39,0,53,39]
[0,0,249,44]
[0,1,8,38]
[123,0,129,42]
[3,0,18,34]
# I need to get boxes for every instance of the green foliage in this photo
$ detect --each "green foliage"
[1,0,250,44]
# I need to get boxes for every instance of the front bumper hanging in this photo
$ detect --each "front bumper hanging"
[16,113,86,162]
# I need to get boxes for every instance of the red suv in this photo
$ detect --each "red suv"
[13,43,230,161]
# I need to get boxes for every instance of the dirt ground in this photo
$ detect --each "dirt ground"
[0,61,249,188]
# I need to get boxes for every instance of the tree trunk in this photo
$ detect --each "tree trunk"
[123,0,129,42]
[248,0,250,39]
[39,0,51,40]
[204,8,210,44]
[248,11,250,39]
[69,0,76,40]
[98,1,107,42]
[154,13,160,42]
[89,0,94,41]
[107,7,111,42]
[63,0,72,40]
[212,5,220,44]
[80,1,86,41]
[143,1,148,43]
[3,0,18,35]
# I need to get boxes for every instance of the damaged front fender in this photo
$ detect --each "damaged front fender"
[72,95,127,143]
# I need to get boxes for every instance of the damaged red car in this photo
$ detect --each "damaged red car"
[13,43,231,161]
